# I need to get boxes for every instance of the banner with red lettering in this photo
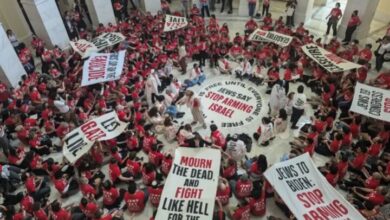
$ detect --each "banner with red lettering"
[249,29,293,47]
[163,14,188,32]
[70,39,97,58]
[350,82,390,122]
[63,111,128,163]
[302,44,361,72]
[81,50,126,87]
[264,153,364,220]
[156,148,221,220]
[70,32,125,58]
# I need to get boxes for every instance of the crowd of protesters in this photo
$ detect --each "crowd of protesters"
[1,0,390,219]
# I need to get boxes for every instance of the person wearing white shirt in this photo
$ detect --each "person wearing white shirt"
[186,63,206,87]
[375,36,390,71]
[145,69,161,107]
[290,85,307,129]
[226,135,247,163]
[235,58,252,80]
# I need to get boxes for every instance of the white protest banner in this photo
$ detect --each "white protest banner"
[249,29,293,47]
[70,39,98,57]
[156,148,221,220]
[71,32,125,58]
[81,50,126,86]
[264,153,365,220]
[164,14,188,32]
[302,43,361,72]
[350,82,390,122]
[63,111,128,163]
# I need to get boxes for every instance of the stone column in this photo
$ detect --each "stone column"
[140,0,161,15]
[20,0,70,49]
[337,0,380,42]
[0,23,27,87]
[295,0,314,25]
[85,0,116,29]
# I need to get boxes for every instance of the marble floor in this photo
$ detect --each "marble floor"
[5,1,390,219]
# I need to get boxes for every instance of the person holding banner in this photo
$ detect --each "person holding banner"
[325,3,342,36]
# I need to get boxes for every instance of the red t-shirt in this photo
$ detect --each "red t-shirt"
[235,180,253,199]
[359,48,372,62]
[109,163,121,182]
[211,130,226,149]
[20,195,34,213]
[34,209,48,220]
[54,178,67,193]
[126,160,141,176]
[232,204,251,220]
[81,183,96,197]
[330,8,342,19]
[103,187,120,205]
[148,150,163,166]
[364,177,380,189]
[352,153,367,169]
[148,187,163,207]
[26,176,36,193]
[216,185,231,206]
[52,209,71,220]
[161,157,173,175]
[142,169,156,185]
[124,191,146,212]
[249,195,266,216]
[368,192,385,205]
[223,164,237,179]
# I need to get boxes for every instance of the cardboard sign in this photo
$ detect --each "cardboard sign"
[350,82,390,122]
[302,44,361,72]
[249,29,293,47]
[81,50,126,87]
[198,79,263,128]
[164,14,188,32]
[70,32,125,58]
[63,111,128,163]
[156,148,221,220]
[264,153,365,220]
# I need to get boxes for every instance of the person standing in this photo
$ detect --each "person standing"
[6,29,20,51]
[248,0,257,17]
[200,0,211,17]
[181,0,190,17]
[262,0,270,17]
[285,2,296,27]
[226,0,233,14]
[375,36,390,72]
[178,42,187,74]
[177,90,207,129]
[220,0,226,13]
[210,0,216,12]
[145,70,161,107]
[290,85,306,129]
[325,3,342,36]
[342,10,361,45]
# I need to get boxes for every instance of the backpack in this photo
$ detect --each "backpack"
[238,133,252,153]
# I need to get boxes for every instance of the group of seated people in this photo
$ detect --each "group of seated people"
[0,1,389,220]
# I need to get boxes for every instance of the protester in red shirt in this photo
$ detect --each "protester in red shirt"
[229,200,251,220]
[342,10,361,44]
[230,174,253,199]
[326,3,342,36]
[124,181,148,213]
[249,183,267,217]
[148,181,163,207]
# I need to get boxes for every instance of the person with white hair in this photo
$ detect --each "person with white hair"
[177,90,206,128]
[235,58,252,81]
[145,69,161,107]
